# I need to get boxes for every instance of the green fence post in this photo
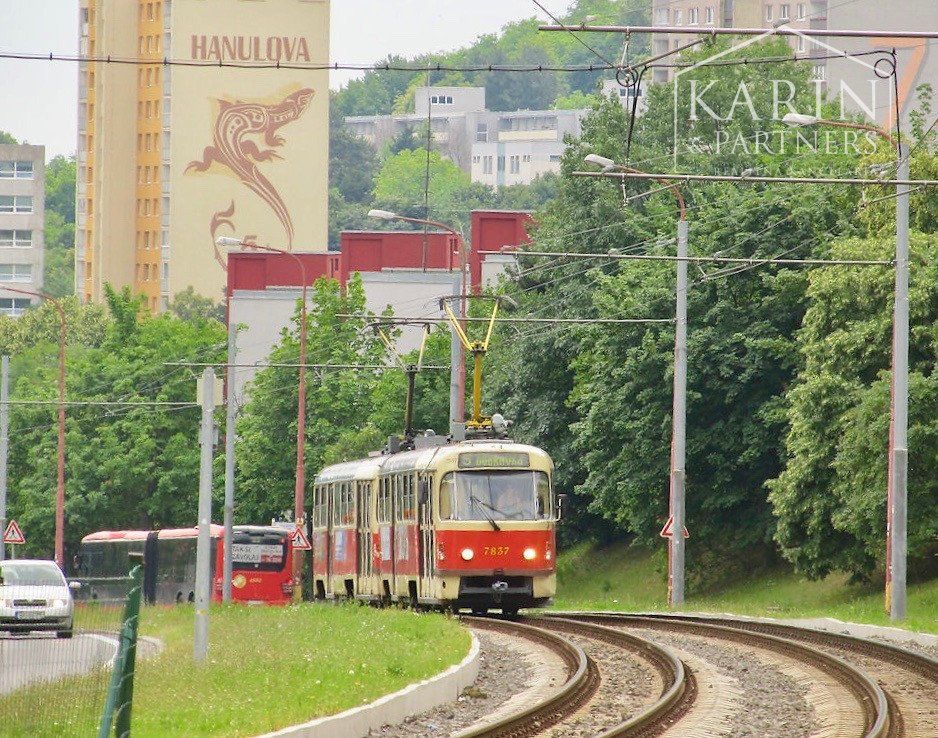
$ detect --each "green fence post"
[98,557,144,738]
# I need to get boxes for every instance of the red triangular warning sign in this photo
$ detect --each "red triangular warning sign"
[3,519,25,545]
[290,526,312,551]
[659,516,689,539]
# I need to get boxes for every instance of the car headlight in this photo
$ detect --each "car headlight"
[523,547,537,561]
[461,548,474,561]
[0,599,11,609]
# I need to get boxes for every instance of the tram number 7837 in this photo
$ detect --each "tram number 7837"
[483,546,510,556]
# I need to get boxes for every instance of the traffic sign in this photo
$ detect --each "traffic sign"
[3,519,25,545]
[290,526,312,551]
[659,515,689,539]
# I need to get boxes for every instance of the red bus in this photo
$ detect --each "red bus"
[75,525,294,605]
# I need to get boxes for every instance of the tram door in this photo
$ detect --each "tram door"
[356,480,373,595]
[417,473,435,601]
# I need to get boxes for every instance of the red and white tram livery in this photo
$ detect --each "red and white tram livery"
[312,440,556,614]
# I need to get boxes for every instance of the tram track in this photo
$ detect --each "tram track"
[459,615,692,738]
[545,612,908,738]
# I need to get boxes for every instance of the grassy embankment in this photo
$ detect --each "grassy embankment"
[3,603,470,737]
[555,541,938,635]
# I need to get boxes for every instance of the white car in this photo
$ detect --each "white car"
[0,559,76,639]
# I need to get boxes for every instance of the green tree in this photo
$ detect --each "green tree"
[7,286,225,558]
[43,155,77,297]
[768,234,938,580]
[329,100,379,205]
[0,131,17,144]
[168,286,225,324]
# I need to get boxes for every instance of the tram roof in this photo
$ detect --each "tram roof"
[314,439,552,484]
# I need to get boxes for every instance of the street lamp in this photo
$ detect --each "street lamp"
[783,112,908,620]
[584,155,688,608]
[216,235,309,601]
[1,287,66,568]
[367,209,468,432]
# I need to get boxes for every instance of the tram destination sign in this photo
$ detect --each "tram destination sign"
[458,452,530,469]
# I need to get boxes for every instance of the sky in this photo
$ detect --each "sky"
[0,0,572,158]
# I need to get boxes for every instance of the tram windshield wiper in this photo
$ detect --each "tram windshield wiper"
[469,494,501,531]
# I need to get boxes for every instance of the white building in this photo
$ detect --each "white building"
[346,87,588,186]
[0,144,45,315]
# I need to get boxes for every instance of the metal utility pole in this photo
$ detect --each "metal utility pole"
[671,219,688,607]
[890,144,910,621]
[222,324,237,603]
[194,367,215,662]
[449,274,463,436]
[0,356,8,563]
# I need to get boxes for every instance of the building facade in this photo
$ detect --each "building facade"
[650,0,936,127]
[76,0,330,311]
[0,144,45,315]
[226,210,532,402]
[346,87,587,187]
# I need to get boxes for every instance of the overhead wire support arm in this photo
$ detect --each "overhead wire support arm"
[482,250,893,267]
[338,314,673,325]
[538,24,938,40]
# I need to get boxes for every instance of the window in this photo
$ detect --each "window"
[674,9,682,24]
[780,4,790,19]
[797,3,807,19]
[509,155,520,174]
[142,263,150,281]
[0,161,34,179]
[0,298,31,316]
[812,64,827,80]
[0,230,31,248]
[483,156,493,175]
[0,264,33,283]
[706,6,714,24]
[397,474,416,521]
[475,123,488,143]
[497,155,505,172]
[689,7,699,24]
[655,8,669,24]
[798,35,806,52]
[0,196,32,213]
[144,231,151,249]
[377,478,392,524]
[549,154,562,163]
[765,4,773,21]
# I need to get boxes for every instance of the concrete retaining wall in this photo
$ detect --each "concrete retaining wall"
[258,632,481,738]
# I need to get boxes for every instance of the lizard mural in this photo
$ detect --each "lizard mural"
[186,87,314,263]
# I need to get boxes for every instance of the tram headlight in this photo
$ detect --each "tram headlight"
[546,549,552,561]
[523,547,537,561]
[461,548,475,561]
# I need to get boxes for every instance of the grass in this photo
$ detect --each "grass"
[1,603,470,737]
[554,541,938,635]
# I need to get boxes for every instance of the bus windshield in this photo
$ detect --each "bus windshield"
[440,470,551,521]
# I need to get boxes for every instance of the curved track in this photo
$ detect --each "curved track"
[544,612,938,738]
[461,615,691,738]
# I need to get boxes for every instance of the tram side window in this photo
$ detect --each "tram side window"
[336,482,354,527]
[377,478,391,524]
[439,474,454,520]
[398,474,416,521]
[536,474,552,519]
[313,486,329,528]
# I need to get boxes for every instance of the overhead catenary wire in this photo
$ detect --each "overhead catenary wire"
[337,315,673,324]
[484,249,893,266]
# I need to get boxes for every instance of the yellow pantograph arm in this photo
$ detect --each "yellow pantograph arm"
[441,301,473,351]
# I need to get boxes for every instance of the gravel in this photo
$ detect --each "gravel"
[368,630,535,738]
[633,628,819,738]
[546,633,658,738]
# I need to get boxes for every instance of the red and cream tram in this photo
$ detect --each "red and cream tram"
[312,440,556,614]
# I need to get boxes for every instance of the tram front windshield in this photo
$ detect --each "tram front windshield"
[440,470,551,521]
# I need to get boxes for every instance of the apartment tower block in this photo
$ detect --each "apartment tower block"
[76,0,330,310]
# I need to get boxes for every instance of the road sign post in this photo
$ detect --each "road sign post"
[0,355,8,563]
[194,368,216,662]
